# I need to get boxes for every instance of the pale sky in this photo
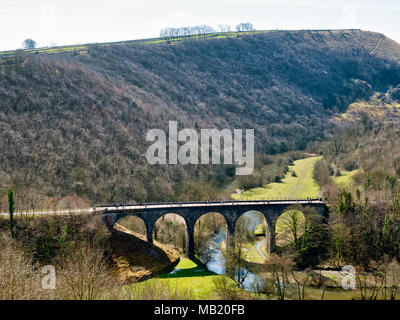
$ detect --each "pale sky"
[1,0,399,51]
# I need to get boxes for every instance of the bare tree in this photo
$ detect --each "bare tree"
[279,207,305,250]
[263,254,295,300]
[56,246,115,300]
[160,25,216,39]
[383,258,400,300]
[0,235,43,300]
[224,231,250,288]
[236,22,255,32]
[218,24,231,32]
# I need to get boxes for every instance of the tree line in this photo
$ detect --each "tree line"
[159,22,255,39]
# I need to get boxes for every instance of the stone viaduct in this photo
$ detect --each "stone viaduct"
[99,199,328,259]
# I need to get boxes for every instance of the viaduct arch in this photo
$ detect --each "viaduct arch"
[100,200,327,259]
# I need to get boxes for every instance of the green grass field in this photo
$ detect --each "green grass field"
[0,30,277,59]
[130,257,240,299]
[159,257,225,298]
[232,156,322,200]
[334,169,359,187]
[244,241,267,263]
[0,29,358,59]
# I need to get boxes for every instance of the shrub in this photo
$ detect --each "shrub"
[236,175,262,191]
[127,279,194,300]
[0,234,43,299]
[313,159,332,187]
[54,246,115,300]
[342,159,358,172]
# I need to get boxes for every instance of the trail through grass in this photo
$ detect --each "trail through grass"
[232,156,322,200]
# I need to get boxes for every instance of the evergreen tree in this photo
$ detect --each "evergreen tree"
[8,189,15,237]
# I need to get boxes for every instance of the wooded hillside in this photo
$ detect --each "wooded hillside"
[1,30,400,205]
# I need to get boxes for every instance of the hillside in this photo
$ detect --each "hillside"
[318,90,400,196]
[111,224,179,283]
[1,30,400,205]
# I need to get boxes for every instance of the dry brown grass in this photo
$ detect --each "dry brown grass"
[54,246,116,300]
[0,234,44,299]
[110,224,179,283]
[0,213,183,299]
[0,232,120,300]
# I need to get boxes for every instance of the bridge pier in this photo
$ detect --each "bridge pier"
[146,222,153,245]
[101,200,327,261]
[265,224,270,253]
[268,220,277,253]
[186,227,195,259]
[226,224,235,250]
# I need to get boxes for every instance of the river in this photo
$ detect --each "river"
[204,211,266,291]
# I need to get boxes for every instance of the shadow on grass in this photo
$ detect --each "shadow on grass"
[159,267,217,279]
[159,256,218,279]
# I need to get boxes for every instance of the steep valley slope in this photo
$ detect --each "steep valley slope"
[1,29,400,204]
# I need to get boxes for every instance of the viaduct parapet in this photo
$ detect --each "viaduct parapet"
[100,199,328,259]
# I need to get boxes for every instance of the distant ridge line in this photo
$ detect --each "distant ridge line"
[0,28,364,57]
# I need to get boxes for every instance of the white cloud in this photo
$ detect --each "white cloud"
[41,5,57,29]
[204,0,336,9]
[169,11,193,20]
[341,5,356,28]
[167,11,195,25]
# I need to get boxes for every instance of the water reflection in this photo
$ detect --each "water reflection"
[205,211,265,291]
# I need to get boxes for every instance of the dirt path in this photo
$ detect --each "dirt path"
[370,37,384,55]
[302,153,319,157]
[256,240,267,259]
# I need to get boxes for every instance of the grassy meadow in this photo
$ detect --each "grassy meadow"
[232,156,322,200]
[126,257,244,299]
[333,169,359,187]
[0,30,276,58]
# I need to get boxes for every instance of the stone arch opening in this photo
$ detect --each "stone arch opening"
[235,210,269,236]
[115,215,147,238]
[153,213,188,254]
[194,211,228,265]
[234,210,269,259]
[275,206,306,249]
